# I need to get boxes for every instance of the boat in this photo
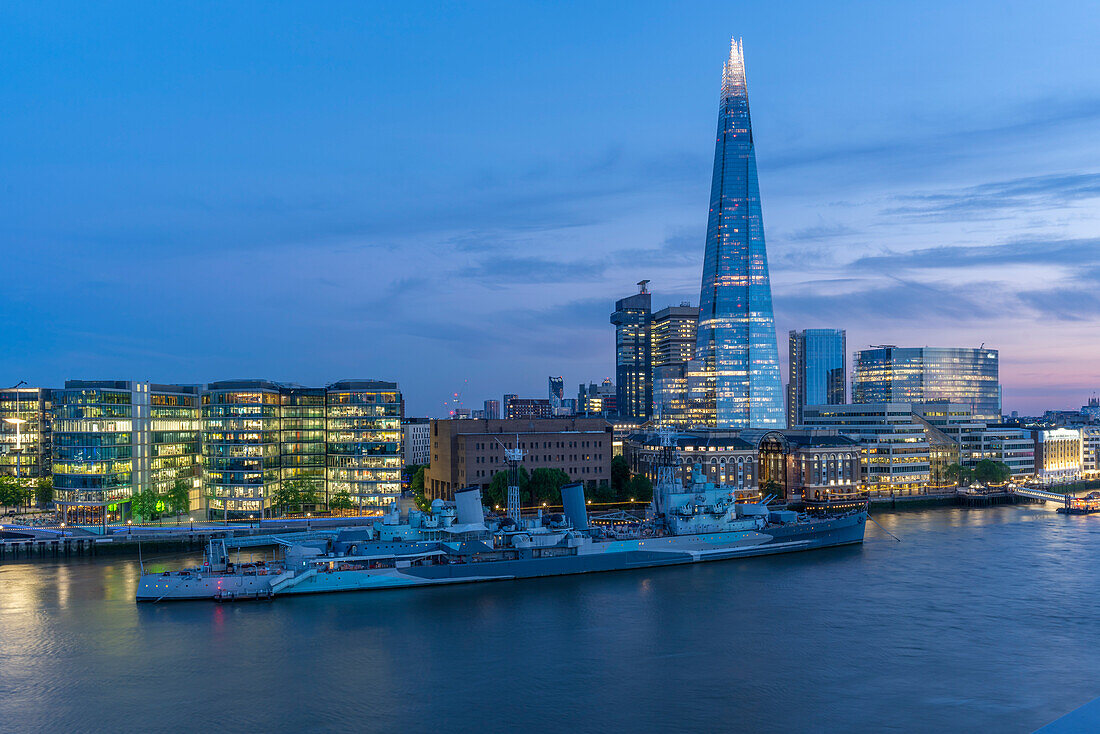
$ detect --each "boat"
[137,439,866,602]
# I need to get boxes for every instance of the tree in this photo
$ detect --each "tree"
[130,488,159,523]
[34,477,53,508]
[167,478,190,524]
[330,490,355,511]
[973,459,1011,485]
[271,481,296,516]
[411,466,429,511]
[610,455,631,497]
[625,475,654,502]
[945,463,973,486]
[761,478,782,498]
[528,468,572,505]
[0,475,17,509]
[485,466,530,509]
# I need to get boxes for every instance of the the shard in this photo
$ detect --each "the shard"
[688,38,784,428]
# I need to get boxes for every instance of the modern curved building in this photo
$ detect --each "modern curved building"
[52,380,200,525]
[689,38,784,429]
[325,380,403,512]
[201,380,282,519]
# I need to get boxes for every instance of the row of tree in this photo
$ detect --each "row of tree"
[0,476,53,511]
[946,459,1012,486]
[268,478,356,516]
[482,456,653,509]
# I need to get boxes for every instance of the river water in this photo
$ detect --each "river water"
[1,505,1098,733]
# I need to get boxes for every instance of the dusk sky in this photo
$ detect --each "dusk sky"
[2,1,1099,416]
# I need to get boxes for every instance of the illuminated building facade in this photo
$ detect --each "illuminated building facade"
[53,381,200,524]
[0,387,52,480]
[651,304,698,426]
[800,403,957,495]
[1031,427,1082,482]
[202,380,282,518]
[548,376,564,410]
[579,380,617,417]
[505,398,553,420]
[483,399,500,420]
[611,282,652,421]
[690,39,783,429]
[325,380,403,512]
[853,346,1001,420]
[978,426,1035,478]
[280,386,327,509]
[787,329,846,429]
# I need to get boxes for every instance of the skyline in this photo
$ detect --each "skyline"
[2,2,1099,415]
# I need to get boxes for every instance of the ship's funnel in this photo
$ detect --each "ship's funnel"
[560,482,589,531]
[454,486,485,527]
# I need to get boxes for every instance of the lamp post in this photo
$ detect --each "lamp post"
[4,418,26,513]
[306,512,311,531]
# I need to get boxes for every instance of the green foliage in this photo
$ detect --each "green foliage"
[762,478,781,497]
[34,477,54,508]
[130,488,159,522]
[973,459,1011,485]
[330,490,355,511]
[0,475,20,507]
[272,478,321,515]
[625,475,653,502]
[528,467,572,505]
[945,463,973,485]
[610,455,631,497]
[485,466,530,509]
[166,478,190,517]
[411,466,429,511]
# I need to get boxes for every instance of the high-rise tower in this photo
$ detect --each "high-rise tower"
[689,38,784,428]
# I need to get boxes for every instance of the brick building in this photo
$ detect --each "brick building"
[424,418,612,500]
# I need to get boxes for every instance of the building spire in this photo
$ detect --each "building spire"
[722,36,746,97]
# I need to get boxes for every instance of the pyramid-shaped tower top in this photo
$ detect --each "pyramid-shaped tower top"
[722,37,746,96]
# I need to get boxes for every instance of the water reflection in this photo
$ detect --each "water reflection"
[1,507,1098,732]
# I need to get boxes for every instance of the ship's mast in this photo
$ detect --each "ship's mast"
[495,434,525,524]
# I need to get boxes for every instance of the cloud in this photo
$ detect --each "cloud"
[458,256,607,285]
[850,236,1100,272]
[1017,288,1100,322]
[774,277,1000,323]
[882,172,1100,220]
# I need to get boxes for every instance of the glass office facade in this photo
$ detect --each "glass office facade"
[202,380,281,518]
[0,388,51,479]
[691,39,783,429]
[326,380,403,511]
[853,347,1000,420]
[787,329,846,428]
[610,285,652,421]
[280,387,327,510]
[148,385,202,511]
[52,382,137,516]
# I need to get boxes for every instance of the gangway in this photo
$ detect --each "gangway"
[1012,487,1068,504]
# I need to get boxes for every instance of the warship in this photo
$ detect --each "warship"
[136,438,867,602]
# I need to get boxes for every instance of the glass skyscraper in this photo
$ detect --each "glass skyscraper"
[689,38,783,429]
[787,329,847,428]
[853,346,1001,420]
[610,281,652,421]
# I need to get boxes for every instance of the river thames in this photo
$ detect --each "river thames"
[1,505,1098,733]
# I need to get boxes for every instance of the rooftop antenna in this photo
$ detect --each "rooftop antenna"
[637,279,650,294]
[494,434,524,523]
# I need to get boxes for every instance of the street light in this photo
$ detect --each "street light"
[127,518,132,536]
[306,512,311,531]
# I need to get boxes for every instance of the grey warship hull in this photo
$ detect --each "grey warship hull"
[136,512,865,601]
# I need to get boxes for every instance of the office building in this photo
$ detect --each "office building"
[503,394,517,418]
[0,387,52,480]
[201,380,282,519]
[483,399,500,420]
[279,386,327,509]
[787,329,846,428]
[53,381,201,524]
[801,403,957,494]
[853,346,1001,420]
[402,417,431,466]
[611,281,652,421]
[688,39,784,429]
[579,380,617,417]
[651,304,698,426]
[1031,428,1082,482]
[978,426,1035,479]
[325,380,403,513]
[624,428,860,504]
[505,398,553,420]
[423,417,612,501]
[549,376,564,410]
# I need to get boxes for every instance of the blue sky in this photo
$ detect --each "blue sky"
[2,1,1099,415]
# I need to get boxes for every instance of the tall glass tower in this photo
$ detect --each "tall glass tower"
[689,38,784,428]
